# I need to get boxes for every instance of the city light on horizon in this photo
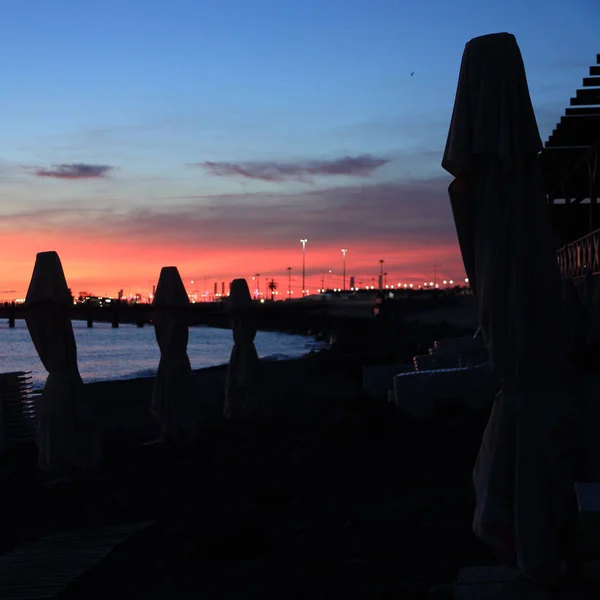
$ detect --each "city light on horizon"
[0,240,468,303]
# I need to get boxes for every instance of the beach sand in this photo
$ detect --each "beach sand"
[0,345,497,599]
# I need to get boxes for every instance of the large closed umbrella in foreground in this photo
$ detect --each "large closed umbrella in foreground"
[151,266,197,444]
[442,33,580,582]
[224,279,261,420]
[25,251,101,474]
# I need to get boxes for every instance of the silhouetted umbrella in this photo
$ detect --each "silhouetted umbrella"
[442,33,580,583]
[223,279,261,420]
[24,251,101,474]
[151,266,197,444]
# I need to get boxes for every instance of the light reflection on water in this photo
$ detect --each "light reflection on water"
[0,319,323,390]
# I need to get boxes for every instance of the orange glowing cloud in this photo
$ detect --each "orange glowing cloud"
[0,177,466,300]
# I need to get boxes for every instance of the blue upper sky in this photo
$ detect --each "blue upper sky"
[2,1,597,177]
[0,0,598,294]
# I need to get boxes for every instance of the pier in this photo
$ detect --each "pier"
[0,291,470,338]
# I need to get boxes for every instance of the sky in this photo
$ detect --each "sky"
[0,0,598,299]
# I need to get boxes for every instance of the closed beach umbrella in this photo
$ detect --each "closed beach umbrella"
[224,278,261,420]
[151,266,197,444]
[24,251,101,474]
[442,33,580,582]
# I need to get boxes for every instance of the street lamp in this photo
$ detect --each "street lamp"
[341,248,347,291]
[287,267,292,299]
[300,239,308,296]
[433,263,441,288]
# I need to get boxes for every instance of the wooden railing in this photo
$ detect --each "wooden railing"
[557,228,600,279]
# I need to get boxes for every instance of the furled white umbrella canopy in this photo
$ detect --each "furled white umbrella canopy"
[223,278,261,420]
[442,33,580,583]
[24,251,101,474]
[151,266,197,444]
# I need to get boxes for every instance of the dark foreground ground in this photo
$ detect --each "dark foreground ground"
[0,354,495,599]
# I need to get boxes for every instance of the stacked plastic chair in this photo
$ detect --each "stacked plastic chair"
[0,371,37,446]
[394,333,496,417]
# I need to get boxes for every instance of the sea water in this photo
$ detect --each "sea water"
[0,319,325,390]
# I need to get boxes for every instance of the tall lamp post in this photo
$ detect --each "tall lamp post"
[300,239,308,296]
[341,248,347,291]
[433,263,441,288]
[287,266,292,299]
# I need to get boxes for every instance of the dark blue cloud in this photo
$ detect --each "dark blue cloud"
[35,163,113,180]
[199,154,389,182]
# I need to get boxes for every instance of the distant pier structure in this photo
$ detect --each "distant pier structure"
[541,53,600,279]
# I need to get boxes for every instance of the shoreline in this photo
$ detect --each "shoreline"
[28,343,329,393]
[15,323,327,392]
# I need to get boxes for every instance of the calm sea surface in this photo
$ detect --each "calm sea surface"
[0,319,324,390]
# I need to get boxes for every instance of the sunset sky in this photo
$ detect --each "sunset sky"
[0,0,598,299]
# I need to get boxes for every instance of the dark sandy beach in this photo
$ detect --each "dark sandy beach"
[0,308,494,599]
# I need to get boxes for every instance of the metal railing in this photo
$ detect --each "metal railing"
[557,228,600,279]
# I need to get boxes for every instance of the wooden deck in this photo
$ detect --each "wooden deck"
[0,522,152,599]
